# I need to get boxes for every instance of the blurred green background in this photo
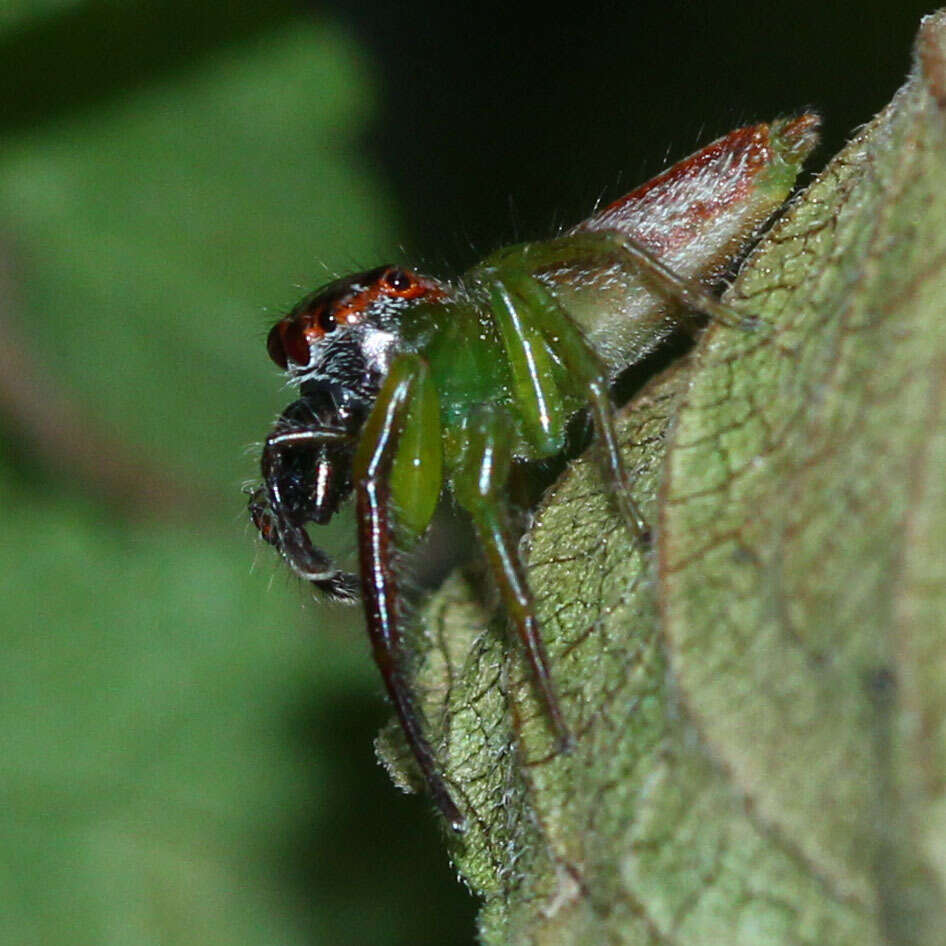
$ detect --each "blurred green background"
[0,1,933,944]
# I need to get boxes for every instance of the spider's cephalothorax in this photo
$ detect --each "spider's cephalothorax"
[249,116,819,832]
[266,265,448,404]
[251,266,448,601]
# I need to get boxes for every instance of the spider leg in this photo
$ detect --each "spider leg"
[266,427,350,448]
[566,228,749,328]
[484,278,567,456]
[476,227,750,331]
[255,403,360,601]
[352,355,463,831]
[452,407,572,751]
[488,269,648,540]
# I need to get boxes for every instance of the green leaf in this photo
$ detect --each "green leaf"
[381,9,946,943]
[0,0,83,34]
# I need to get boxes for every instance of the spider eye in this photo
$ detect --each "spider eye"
[383,268,414,292]
[266,322,288,369]
[267,319,310,369]
[317,308,337,333]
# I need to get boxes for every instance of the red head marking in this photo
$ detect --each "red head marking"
[266,266,443,370]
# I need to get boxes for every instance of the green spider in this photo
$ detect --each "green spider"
[249,115,818,831]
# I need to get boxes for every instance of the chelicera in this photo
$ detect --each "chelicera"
[248,116,819,832]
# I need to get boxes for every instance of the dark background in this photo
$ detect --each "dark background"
[337,1,925,266]
[0,2,932,944]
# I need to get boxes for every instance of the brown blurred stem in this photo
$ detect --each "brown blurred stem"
[0,240,213,522]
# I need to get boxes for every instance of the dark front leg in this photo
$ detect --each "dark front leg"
[353,355,465,832]
[253,398,360,601]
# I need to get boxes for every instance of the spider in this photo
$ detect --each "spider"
[248,115,818,832]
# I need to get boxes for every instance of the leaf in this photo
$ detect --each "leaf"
[380,9,946,943]
[0,0,82,34]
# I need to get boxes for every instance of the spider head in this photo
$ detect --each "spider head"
[266,265,446,403]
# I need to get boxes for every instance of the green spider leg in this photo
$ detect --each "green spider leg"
[479,227,752,332]
[351,354,464,831]
[471,222,758,537]
[351,228,745,829]
[450,407,572,749]
[502,268,651,536]
[556,228,749,329]
[444,264,661,755]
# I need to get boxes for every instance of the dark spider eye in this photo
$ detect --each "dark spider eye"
[317,308,337,333]
[383,268,413,292]
[266,324,288,369]
[267,319,310,369]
